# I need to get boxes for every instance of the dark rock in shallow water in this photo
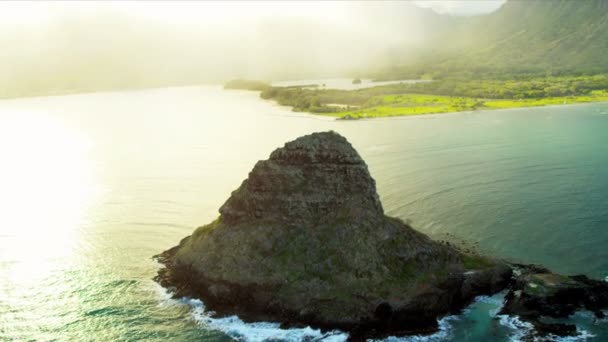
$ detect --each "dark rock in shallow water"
[155,131,608,339]
[500,266,608,339]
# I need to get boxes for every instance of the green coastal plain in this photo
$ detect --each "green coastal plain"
[224,0,608,119]
[228,75,608,119]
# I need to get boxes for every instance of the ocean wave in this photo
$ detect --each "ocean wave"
[155,282,598,342]
[474,294,505,307]
[154,281,514,342]
[497,315,534,341]
[153,282,174,306]
[475,294,505,317]
[497,314,597,342]
[184,297,349,342]
[534,329,595,342]
[152,283,348,341]
[179,288,510,342]
[156,280,455,341]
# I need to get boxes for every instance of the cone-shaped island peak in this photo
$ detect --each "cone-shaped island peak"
[156,131,608,339]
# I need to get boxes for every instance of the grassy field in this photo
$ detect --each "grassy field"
[329,90,608,119]
[255,76,608,119]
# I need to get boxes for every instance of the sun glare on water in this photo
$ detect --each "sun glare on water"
[0,110,100,284]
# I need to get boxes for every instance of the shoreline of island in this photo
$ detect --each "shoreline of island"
[155,131,608,341]
[224,77,608,120]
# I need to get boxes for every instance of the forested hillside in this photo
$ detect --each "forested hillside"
[381,0,608,79]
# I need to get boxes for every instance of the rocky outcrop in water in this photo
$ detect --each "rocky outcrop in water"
[500,264,608,338]
[155,131,608,339]
[155,131,513,338]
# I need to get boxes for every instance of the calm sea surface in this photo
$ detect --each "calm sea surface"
[270,78,428,90]
[1,86,607,341]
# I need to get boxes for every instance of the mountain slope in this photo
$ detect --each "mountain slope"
[389,0,608,78]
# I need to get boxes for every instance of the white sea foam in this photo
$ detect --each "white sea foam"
[376,314,460,342]
[151,281,181,308]
[497,315,534,341]
[154,283,348,341]
[533,329,595,342]
[497,313,597,342]
[183,293,511,342]
[475,294,505,307]
[475,294,505,317]
[156,284,599,342]
[183,297,349,342]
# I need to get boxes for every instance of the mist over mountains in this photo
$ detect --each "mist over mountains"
[390,0,608,79]
[1,0,607,98]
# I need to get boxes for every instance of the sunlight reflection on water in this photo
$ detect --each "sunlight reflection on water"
[0,87,607,341]
[0,110,100,300]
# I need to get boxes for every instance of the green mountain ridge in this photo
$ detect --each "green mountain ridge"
[385,0,608,79]
[1,1,606,99]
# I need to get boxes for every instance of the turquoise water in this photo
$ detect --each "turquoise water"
[0,86,607,341]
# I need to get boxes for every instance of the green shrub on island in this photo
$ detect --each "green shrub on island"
[352,78,362,84]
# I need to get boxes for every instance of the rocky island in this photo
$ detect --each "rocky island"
[155,131,608,340]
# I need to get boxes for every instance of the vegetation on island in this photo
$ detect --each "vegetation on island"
[352,78,362,84]
[374,0,608,82]
[157,132,516,338]
[226,1,608,120]
[253,0,603,119]
[258,75,608,119]
[223,79,270,91]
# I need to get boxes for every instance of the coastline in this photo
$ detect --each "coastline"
[153,131,608,340]
[4,83,608,121]
[330,99,608,122]
[295,97,608,121]
[153,243,513,340]
[154,279,598,342]
[249,79,608,120]
[156,245,608,340]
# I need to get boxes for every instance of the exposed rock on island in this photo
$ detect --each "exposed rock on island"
[500,264,608,338]
[155,131,608,339]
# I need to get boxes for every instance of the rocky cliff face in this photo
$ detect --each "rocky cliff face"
[155,131,513,338]
[219,131,383,227]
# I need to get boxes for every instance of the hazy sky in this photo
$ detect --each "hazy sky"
[414,0,507,15]
[0,1,507,26]
[0,1,444,80]
[0,0,508,97]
